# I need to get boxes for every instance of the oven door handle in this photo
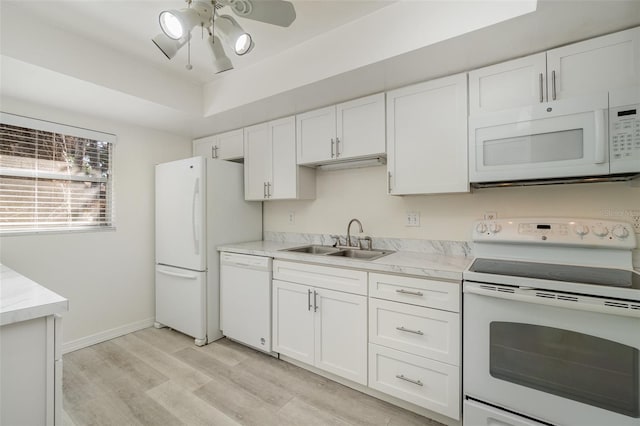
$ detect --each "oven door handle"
[464,282,640,319]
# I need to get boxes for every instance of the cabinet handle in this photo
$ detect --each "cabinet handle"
[552,70,557,100]
[211,145,216,159]
[396,289,423,296]
[387,171,392,193]
[267,182,272,198]
[314,290,318,312]
[335,137,340,158]
[396,326,424,335]
[263,182,267,198]
[308,289,312,311]
[331,138,335,158]
[539,73,544,103]
[396,374,423,387]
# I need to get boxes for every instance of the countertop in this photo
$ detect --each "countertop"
[217,240,472,281]
[1,264,69,326]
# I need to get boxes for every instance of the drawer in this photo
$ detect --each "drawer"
[369,272,460,312]
[368,343,460,420]
[463,399,548,426]
[369,298,460,365]
[274,260,367,295]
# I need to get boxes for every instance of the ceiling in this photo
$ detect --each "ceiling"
[1,1,640,138]
[8,0,395,84]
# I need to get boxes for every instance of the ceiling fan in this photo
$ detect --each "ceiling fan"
[152,0,296,74]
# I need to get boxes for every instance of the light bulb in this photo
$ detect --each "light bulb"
[234,33,252,55]
[160,11,185,40]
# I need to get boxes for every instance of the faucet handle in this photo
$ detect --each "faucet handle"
[359,236,373,250]
[329,235,342,247]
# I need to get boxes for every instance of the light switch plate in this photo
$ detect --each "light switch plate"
[287,211,295,225]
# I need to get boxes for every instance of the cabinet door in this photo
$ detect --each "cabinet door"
[193,135,217,159]
[314,288,367,385]
[270,116,298,199]
[336,93,386,160]
[244,123,271,200]
[387,73,469,195]
[217,129,244,160]
[272,280,315,365]
[296,105,336,165]
[469,52,547,115]
[547,27,640,101]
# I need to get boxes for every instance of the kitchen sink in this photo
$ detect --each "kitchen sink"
[326,249,392,261]
[284,245,341,254]
[282,245,393,261]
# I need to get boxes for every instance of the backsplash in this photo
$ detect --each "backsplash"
[263,231,473,258]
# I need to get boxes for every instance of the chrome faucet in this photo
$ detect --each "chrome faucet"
[346,218,363,248]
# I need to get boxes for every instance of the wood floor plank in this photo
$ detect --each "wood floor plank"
[174,346,294,409]
[132,326,194,353]
[195,337,252,366]
[147,380,242,426]
[278,397,353,426]
[113,332,210,392]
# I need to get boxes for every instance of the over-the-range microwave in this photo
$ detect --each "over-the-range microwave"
[468,87,640,187]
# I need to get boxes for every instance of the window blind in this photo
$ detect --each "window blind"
[0,112,115,234]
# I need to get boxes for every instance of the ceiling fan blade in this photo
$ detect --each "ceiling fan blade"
[228,0,296,27]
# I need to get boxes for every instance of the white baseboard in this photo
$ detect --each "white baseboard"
[62,317,155,354]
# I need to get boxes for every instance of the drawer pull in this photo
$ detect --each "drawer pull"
[395,374,423,387]
[396,289,423,296]
[396,326,424,335]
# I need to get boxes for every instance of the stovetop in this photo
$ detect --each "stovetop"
[469,258,640,290]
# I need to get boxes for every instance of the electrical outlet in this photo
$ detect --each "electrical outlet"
[405,212,420,227]
[631,211,640,234]
[287,211,295,225]
[484,211,497,221]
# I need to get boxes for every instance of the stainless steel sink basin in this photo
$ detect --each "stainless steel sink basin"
[281,245,393,261]
[284,245,341,254]
[326,249,392,261]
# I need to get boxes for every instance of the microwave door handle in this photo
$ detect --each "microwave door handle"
[594,109,606,164]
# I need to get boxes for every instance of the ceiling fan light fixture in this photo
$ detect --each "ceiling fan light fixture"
[159,8,200,40]
[208,35,234,74]
[216,15,254,56]
[152,33,190,59]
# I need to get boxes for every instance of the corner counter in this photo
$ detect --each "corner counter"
[1,263,68,426]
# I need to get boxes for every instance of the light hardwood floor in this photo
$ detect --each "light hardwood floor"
[62,327,444,426]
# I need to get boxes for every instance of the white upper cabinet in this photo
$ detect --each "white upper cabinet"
[193,128,244,160]
[297,93,386,165]
[244,116,315,201]
[546,26,640,101]
[386,73,468,195]
[469,27,640,115]
[469,53,547,115]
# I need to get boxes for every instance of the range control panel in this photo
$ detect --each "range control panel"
[473,218,636,249]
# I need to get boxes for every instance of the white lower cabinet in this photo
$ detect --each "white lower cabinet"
[368,272,461,420]
[272,264,368,385]
[369,343,460,420]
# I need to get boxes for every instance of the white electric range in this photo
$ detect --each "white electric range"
[462,217,639,426]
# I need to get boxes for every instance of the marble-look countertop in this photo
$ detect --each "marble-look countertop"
[1,264,69,326]
[217,241,472,281]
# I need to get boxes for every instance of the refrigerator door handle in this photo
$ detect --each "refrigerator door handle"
[157,268,198,280]
[192,178,200,255]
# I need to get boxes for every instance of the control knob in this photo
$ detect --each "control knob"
[592,224,609,237]
[489,223,502,234]
[574,224,589,236]
[612,225,630,239]
[475,223,488,234]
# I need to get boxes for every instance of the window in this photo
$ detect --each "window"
[0,112,115,234]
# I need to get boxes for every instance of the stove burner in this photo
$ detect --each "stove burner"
[470,258,640,290]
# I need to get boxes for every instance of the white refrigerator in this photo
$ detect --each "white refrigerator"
[155,156,262,345]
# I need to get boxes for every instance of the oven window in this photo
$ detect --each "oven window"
[490,322,639,418]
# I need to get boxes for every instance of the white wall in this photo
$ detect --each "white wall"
[0,98,191,349]
[264,166,640,250]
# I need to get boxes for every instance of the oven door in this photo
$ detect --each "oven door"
[469,93,609,183]
[463,281,640,426]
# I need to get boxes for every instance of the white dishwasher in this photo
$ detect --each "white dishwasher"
[220,252,273,353]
